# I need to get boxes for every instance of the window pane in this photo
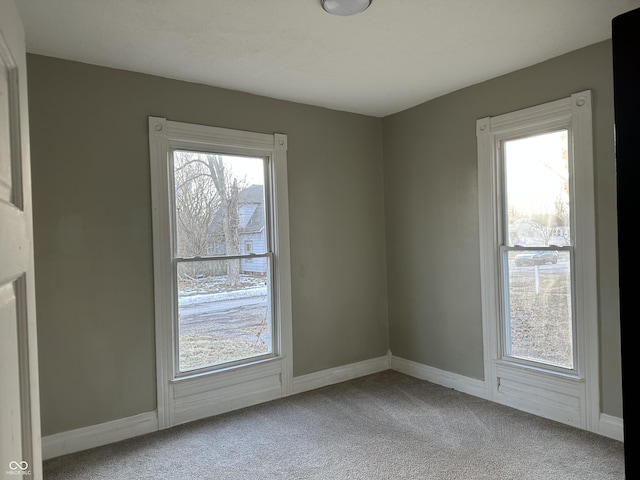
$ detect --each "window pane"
[505,250,573,368]
[177,259,272,372]
[504,131,570,247]
[173,151,267,258]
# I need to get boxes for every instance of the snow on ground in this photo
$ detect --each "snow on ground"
[178,286,268,306]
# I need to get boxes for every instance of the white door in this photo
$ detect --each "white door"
[0,0,42,478]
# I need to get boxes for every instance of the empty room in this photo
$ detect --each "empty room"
[1,1,636,479]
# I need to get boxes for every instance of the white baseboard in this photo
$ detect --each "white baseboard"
[42,411,158,460]
[390,354,486,399]
[42,355,391,460]
[292,354,390,395]
[598,413,624,442]
[390,354,624,442]
[41,355,623,461]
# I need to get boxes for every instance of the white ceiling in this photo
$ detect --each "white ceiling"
[16,0,640,117]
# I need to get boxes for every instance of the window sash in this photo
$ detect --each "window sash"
[169,148,274,260]
[172,255,276,377]
[497,127,574,247]
[498,245,577,373]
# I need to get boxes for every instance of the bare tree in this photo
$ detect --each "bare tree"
[525,215,561,246]
[173,152,246,286]
[174,152,219,257]
[205,155,242,286]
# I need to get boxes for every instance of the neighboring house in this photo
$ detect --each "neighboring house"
[237,184,268,275]
[550,226,570,246]
[208,184,268,276]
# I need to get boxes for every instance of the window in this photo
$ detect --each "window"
[477,91,601,431]
[244,241,253,263]
[502,130,574,370]
[172,151,271,373]
[149,118,293,428]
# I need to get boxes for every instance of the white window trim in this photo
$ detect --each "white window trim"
[148,117,293,429]
[476,91,600,432]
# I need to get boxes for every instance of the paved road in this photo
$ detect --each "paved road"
[178,291,269,343]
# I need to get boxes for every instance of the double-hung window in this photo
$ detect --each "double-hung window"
[477,91,600,431]
[149,118,293,428]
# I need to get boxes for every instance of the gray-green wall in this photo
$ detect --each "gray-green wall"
[27,39,623,436]
[383,40,622,418]
[27,54,389,436]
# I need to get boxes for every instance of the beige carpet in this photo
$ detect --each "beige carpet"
[43,370,625,479]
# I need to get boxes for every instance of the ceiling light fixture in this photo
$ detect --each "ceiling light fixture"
[321,0,371,16]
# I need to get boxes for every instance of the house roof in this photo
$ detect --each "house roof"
[238,185,266,235]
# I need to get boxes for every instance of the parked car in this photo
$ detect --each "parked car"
[514,250,559,266]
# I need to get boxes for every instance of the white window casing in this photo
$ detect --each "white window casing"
[476,91,600,432]
[148,117,293,429]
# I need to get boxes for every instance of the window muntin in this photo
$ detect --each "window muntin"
[170,150,275,374]
[499,129,575,371]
